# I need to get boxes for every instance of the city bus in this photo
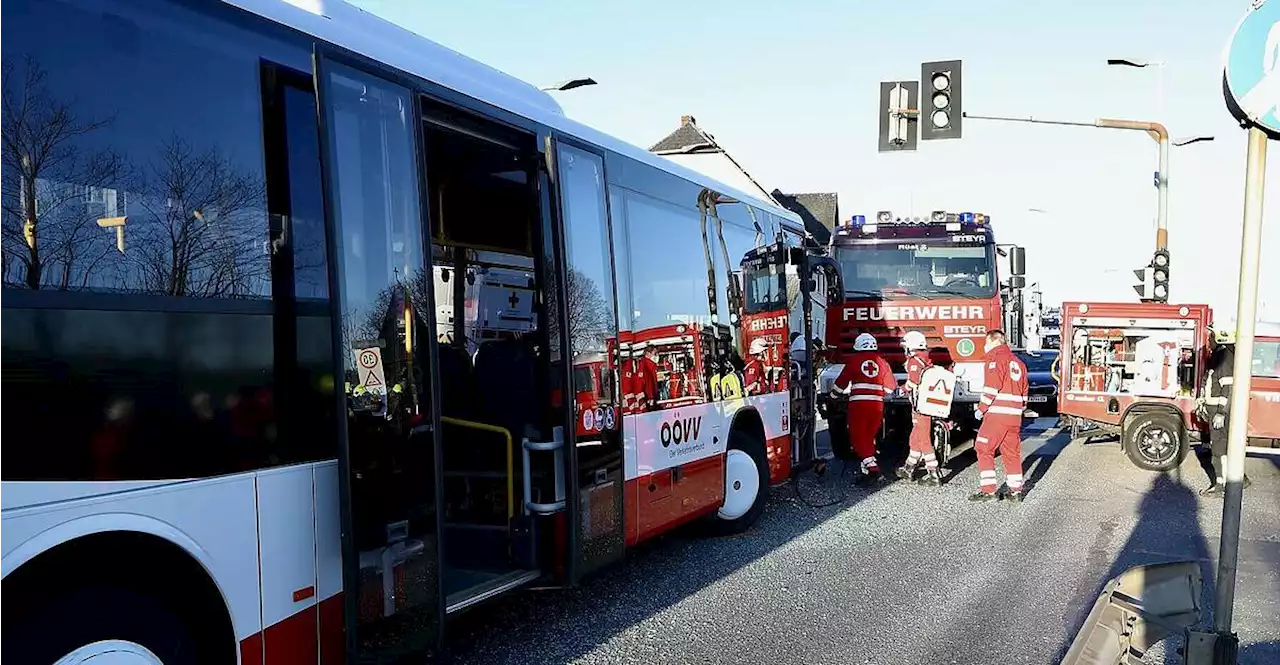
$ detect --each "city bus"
[0,0,834,662]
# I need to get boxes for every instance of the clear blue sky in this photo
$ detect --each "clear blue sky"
[351,0,1277,321]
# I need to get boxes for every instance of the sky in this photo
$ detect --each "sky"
[349,0,1277,322]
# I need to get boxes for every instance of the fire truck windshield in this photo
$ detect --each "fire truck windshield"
[743,263,785,314]
[835,241,997,298]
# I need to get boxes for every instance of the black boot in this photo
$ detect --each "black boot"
[968,490,999,502]
[1200,483,1225,498]
[917,470,941,487]
[857,468,885,486]
[895,465,917,481]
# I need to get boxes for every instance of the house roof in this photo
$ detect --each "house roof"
[649,115,716,154]
[649,116,777,205]
[772,190,836,246]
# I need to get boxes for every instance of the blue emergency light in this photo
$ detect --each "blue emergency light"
[958,212,975,223]
[851,214,866,225]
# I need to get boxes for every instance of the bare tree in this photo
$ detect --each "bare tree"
[2,56,124,290]
[127,136,268,297]
[564,268,611,353]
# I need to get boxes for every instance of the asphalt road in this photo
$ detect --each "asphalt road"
[441,420,1280,665]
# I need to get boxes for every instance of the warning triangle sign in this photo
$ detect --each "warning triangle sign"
[364,372,383,388]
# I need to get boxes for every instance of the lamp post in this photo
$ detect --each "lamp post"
[540,78,598,92]
[1107,58,1166,118]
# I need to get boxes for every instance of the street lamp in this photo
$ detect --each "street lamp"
[1108,58,1166,117]
[1173,135,1215,147]
[540,77,597,92]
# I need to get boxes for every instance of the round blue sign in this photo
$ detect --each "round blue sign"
[1223,1,1280,135]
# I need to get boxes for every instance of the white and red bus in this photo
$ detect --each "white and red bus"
[0,1,835,662]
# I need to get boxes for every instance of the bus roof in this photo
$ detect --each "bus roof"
[225,0,805,233]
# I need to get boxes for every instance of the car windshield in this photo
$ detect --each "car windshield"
[835,242,996,298]
[1018,350,1058,373]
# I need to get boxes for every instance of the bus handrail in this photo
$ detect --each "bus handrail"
[440,416,514,520]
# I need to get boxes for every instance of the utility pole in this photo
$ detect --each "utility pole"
[963,113,1171,252]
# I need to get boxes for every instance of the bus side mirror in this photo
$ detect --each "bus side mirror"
[1008,275,1027,289]
[1061,560,1202,665]
[1011,246,1027,276]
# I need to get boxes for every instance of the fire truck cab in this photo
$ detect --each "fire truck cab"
[1057,301,1280,471]
[815,210,1022,461]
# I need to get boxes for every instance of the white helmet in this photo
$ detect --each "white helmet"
[854,333,878,351]
[902,330,928,351]
[749,337,769,356]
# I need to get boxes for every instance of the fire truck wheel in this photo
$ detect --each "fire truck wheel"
[706,429,769,535]
[1122,411,1187,471]
[2,585,215,665]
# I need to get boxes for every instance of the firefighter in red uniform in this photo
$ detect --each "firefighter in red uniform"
[638,343,661,412]
[743,338,768,396]
[896,331,941,486]
[970,330,1029,502]
[833,333,897,482]
[620,345,639,415]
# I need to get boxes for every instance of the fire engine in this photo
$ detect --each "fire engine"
[815,210,1026,460]
[1056,301,1280,470]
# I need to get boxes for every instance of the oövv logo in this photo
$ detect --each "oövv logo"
[660,416,702,448]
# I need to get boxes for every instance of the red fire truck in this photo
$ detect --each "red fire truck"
[816,211,1025,458]
[1056,301,1280,470]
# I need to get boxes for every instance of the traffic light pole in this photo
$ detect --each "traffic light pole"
[962,113,1170,251]
[1213,126,1268,651]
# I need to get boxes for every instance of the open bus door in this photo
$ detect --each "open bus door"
[545,134,627,583]
[789,247,842,470]
[314,51,447,660]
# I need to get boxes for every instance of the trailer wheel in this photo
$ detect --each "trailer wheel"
[705,428,769,536]
[1122,412,1187,471]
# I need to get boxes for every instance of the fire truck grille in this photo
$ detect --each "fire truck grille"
[833,325,948,373]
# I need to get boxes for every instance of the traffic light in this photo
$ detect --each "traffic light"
[1151,249,1170,303]
[1133,266,1155,301]
[921,60,962,140]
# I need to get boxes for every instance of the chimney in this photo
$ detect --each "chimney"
[680,115,696,127]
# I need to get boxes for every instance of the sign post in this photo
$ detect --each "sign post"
[1211,2,1277,659]
[877,80,919,153]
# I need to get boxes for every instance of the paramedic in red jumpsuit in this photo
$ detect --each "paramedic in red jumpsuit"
[743,337,769,396]
[970,330,1029,502]
[833,333,897,481]
[638,343,661,412]
[896,330,941,486]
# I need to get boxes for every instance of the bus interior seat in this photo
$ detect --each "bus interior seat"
[473,338,538,443]
[436,343,478,420]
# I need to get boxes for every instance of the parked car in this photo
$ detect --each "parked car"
[1015,348,1060,417]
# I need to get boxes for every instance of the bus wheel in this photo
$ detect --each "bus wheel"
[706,429,769,536]
[1123,412,1186,472]
[3,586,209,665]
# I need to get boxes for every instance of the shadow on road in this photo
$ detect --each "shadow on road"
[438,431,894,665]
[1241,640,1280,663]
[1056,472,1215,662]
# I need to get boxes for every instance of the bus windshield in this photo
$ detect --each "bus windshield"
[835,241,997,298]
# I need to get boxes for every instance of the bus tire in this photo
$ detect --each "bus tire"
[1122,411,1187,472]
[705,428,769,536]
[2,585,218,665]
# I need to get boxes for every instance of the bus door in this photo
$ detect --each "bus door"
[547,135,627,581]
[788,247,842,469]
[315,52,446,660]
